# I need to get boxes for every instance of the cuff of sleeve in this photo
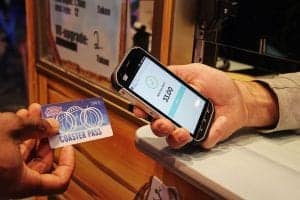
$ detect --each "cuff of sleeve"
[256,75,300,133]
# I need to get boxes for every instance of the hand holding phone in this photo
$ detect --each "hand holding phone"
[111,47,214,145]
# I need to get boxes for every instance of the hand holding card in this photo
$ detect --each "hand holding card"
[41,98,113,148]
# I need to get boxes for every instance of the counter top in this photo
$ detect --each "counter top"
[135,125,300,200]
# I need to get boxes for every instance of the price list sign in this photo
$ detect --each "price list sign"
[50,0,123,79]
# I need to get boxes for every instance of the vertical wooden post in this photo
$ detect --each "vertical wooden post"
[152,0,174,65]
[25,0,38,103]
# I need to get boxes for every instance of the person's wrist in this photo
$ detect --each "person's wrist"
[235,80,279,128]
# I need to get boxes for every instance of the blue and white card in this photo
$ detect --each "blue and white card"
[41,97,113,149]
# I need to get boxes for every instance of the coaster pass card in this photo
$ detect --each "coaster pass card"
[41,97,113,148]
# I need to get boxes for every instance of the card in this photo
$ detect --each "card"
[41,97,113,148]
[147,176,180,200]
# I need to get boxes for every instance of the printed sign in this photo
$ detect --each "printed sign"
[41,98,113,148]
[49,0,123,79]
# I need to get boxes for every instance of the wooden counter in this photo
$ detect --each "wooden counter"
[136,125,300,200]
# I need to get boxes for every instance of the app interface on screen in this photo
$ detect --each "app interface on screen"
[129,57,205,134]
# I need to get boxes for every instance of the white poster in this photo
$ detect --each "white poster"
[50,0,123,79]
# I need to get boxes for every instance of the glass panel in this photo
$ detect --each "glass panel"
[37,0,154,91]
[46,0,125,81]
[127,0,154,52]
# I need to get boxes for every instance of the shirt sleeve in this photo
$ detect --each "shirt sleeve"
[256,72,300,132]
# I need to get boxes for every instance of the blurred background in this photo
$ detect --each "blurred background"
[0,0,27,112]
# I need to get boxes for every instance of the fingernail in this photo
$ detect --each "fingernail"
[178,133,190,143]
[37,124,46,132]
[158,123,167,132]
[47,118,60,132]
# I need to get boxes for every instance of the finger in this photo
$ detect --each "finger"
[190,82,206,95]
[165,128,192,149]
[20,139,36,161]
[28,139,54,173]
[168,65,210,98]
[151,118,175,137]
[133,106,148,118]
[27,154,53,174]
[28,103,42,121]
[167,63,206,79]
[167,65,193,83]
[167,64,199,77]
[201,116,230,149]
[13,118,59,141]
[16,108,29,119]
[28,104,60,133]
[28,155,53,174]
[45,118,60,134]
[39,145,75,193]
[15,146,75,197]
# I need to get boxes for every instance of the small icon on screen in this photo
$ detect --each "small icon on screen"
[145,76,159,89]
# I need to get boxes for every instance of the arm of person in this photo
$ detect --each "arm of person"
[134,64,299,149]
[0,103,75,199]
[255,72,300,132]
[234,80,279,129]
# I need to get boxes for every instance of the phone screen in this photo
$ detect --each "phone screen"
[128,56,206,134]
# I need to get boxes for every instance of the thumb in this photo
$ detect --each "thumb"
[201,116,233,149]
[13,117,60,141]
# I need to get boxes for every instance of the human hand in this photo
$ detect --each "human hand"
[0,103,75,199]
[134,63,277,149]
